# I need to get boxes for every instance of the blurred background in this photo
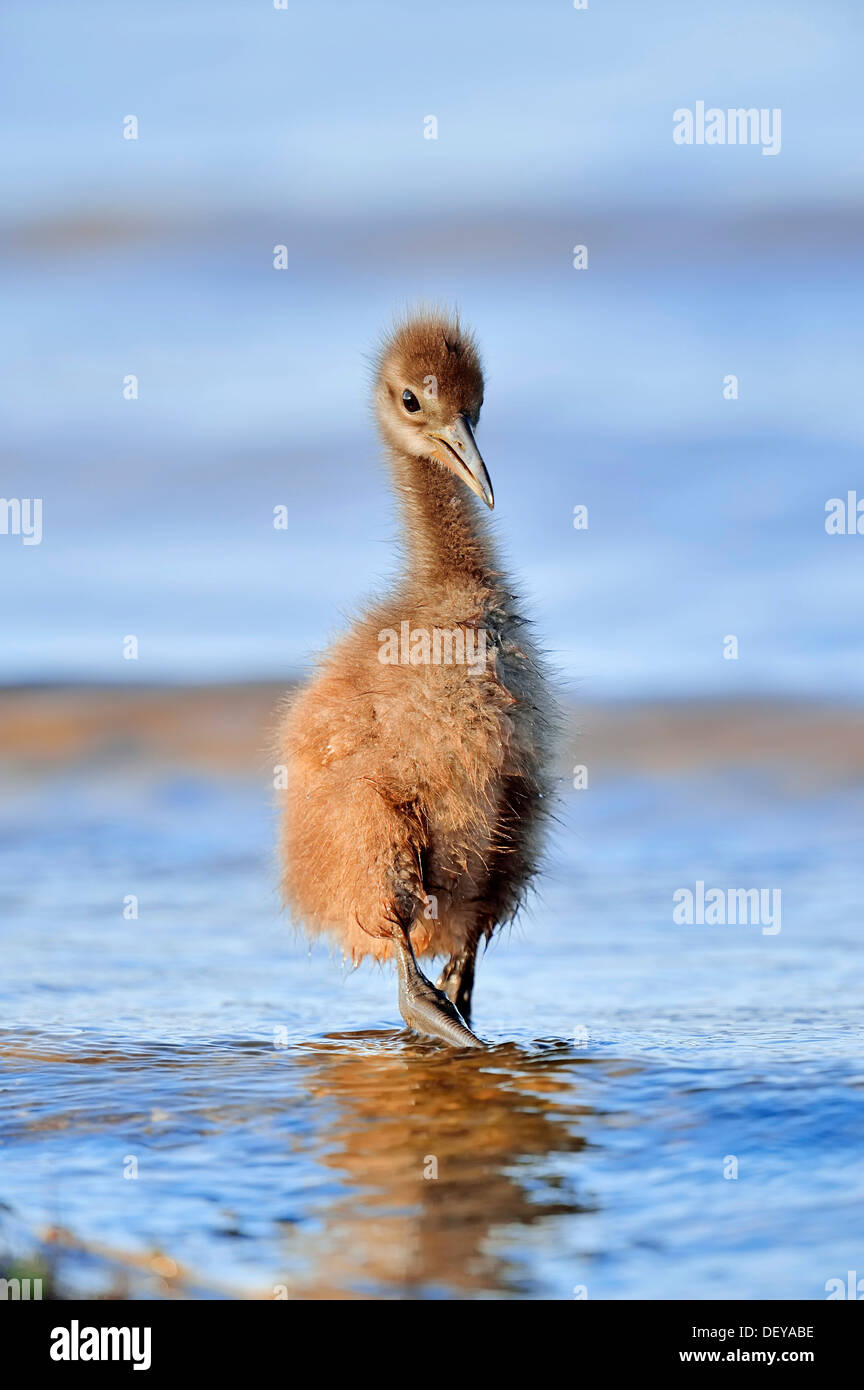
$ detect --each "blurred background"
[2,0,862,693]
[1,0,863,1301]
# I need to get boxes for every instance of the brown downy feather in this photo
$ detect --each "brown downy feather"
[276,311,556,964]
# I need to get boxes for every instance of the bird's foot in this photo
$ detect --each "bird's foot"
[436,948,477,1027]
[395,934,484,1049]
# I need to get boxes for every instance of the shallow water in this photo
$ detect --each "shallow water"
[1,764,863,1299]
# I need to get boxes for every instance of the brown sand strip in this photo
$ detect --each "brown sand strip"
[0,684,863,782]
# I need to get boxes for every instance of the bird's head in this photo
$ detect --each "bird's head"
[374,312,493,510]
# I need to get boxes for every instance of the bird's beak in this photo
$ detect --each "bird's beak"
[425,416,494,510]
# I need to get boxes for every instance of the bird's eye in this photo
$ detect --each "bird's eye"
[402,389,421,413]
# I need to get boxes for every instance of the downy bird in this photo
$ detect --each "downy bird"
[277,312,554,1046]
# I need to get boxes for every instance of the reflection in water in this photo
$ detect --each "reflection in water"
[0,1028,614,1299]
[3,761,863,1298]
[276,1032,598,1298]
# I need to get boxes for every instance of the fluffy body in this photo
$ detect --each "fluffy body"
[277,313,555,968]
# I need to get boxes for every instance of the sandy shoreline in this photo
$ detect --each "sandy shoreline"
[1,683,863,783]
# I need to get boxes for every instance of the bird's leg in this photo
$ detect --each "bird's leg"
[394,928,484,1049]
[435,931,481,1027]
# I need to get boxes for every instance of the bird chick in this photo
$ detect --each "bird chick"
[276,311,555,1046]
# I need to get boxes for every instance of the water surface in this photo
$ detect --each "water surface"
[2,758,861,1299]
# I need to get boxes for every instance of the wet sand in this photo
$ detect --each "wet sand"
[2,682,863,781]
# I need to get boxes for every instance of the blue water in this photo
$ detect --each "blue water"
[2,0,862,1300]
[2,0,863,698]
[2,762,862,1298]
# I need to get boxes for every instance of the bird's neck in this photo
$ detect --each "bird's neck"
[392,452,499,592]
